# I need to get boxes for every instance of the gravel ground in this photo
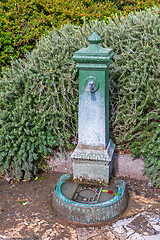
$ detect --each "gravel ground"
[0,153,160,240]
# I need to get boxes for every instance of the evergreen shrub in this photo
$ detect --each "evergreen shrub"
[0,7,159,186]
[1,0,160,71]
[0,0,117,71]
[108,0,160,12]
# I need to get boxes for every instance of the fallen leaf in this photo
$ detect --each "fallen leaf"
[40,177,47,180]
[20,200,28,206]
[114,193,121,196]
[39,176,48,182]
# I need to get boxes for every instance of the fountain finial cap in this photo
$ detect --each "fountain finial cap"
[73,32,114,65]
[88,32,102,44]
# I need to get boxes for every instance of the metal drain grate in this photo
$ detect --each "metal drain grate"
[72,185,102,204]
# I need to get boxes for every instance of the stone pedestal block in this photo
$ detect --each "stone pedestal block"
[71,139,115,183]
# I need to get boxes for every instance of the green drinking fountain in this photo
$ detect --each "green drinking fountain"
[52,32,128,224]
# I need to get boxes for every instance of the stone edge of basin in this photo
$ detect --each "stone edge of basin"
[52,173,128,224]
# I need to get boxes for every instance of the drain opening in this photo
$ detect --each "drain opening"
[72,185,102,204]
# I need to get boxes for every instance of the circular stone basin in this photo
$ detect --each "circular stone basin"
[53,174,128,224]
[61,181,118,203]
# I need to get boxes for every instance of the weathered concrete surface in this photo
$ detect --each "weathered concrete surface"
[49,152,147,181]
[113,153,147,181]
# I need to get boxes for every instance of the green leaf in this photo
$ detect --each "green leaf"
[114,193,121,196]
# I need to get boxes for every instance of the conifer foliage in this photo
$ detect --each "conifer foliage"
[0,8,159,185]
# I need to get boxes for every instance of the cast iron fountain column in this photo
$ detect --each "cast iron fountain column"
[71,32,115,183]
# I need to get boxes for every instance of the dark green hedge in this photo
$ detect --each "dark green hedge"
[0,0,160,71]
[0,7,160,186]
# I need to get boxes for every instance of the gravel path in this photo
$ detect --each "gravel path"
[0,153,160,240]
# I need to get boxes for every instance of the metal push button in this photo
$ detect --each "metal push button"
[85,76,99,93]
[85,81,96,92]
